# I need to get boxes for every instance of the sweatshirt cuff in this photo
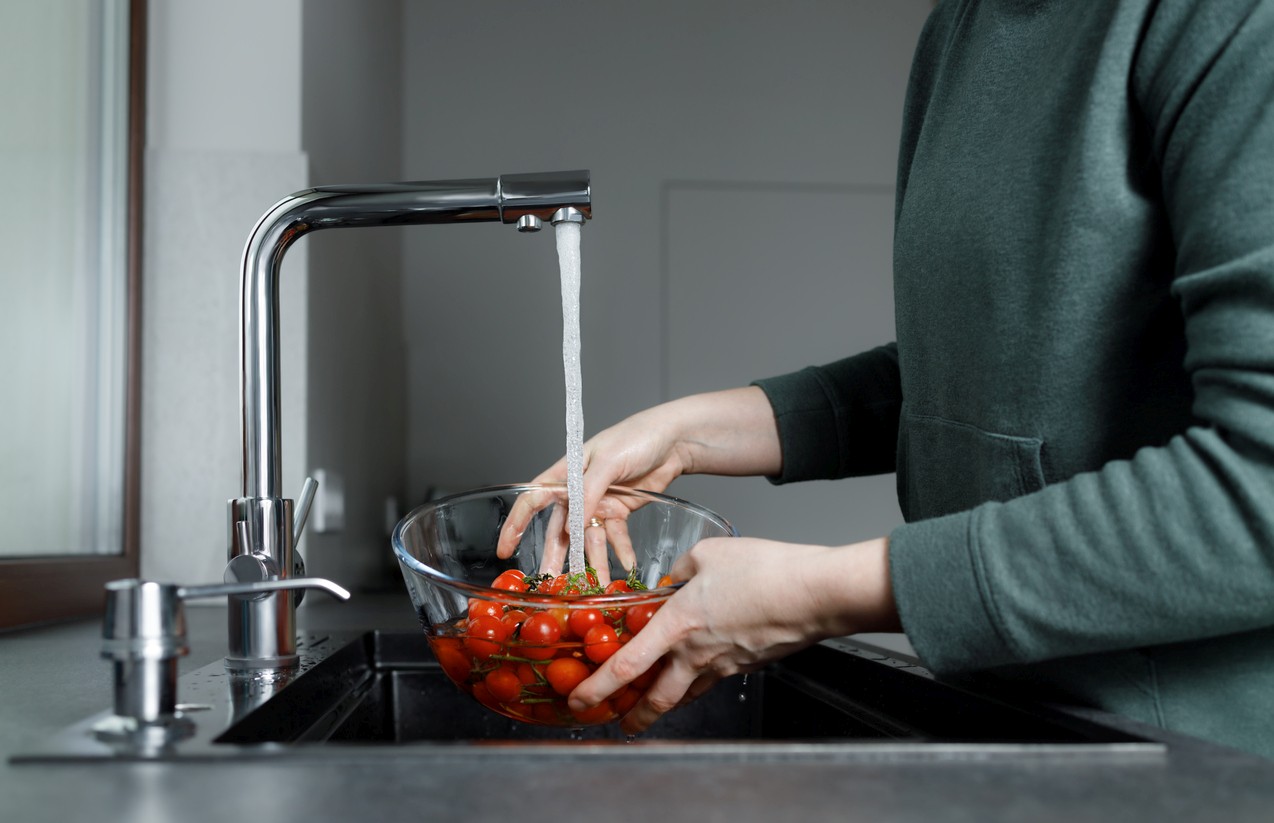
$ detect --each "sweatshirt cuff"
[751,367,845,484]
[888,507,1019,675]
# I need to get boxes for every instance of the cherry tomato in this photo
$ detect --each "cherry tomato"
[571,699,613,725]
[518,612,561,659]
[532,703,560,725]
[630,660,662,691]
[501,609,528,635]
[657,575,675,588]
[464,615,508,659]
[603,579,632,594]
[515,662,541,686]
[545,657,591,695]
[468,598,503,622]
[484,667,523,703]
[584,624,621,663]
[543,574,571,595]
[505,701,536,721]
[547,607,573,637]
[472,682,501,710]
[492,569,528,592]
[613,688,641,716]
[625,603,658,634]
[430,637,473,684]
[568,608,604,639]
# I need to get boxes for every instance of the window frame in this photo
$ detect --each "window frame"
[0,0,146,630]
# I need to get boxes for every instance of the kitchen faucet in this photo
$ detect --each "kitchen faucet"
[228,170,591,669]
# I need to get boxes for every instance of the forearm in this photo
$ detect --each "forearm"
[668,386,784,478]
[799,537,901,638]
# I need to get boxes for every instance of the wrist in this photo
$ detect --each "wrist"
[801,537,900,637]
[676,386,782,477]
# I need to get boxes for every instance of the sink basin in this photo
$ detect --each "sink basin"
[14,631,1164,763]
[220,632,1160,755]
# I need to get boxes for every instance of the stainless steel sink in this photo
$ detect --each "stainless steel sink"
[14,631,1164,762]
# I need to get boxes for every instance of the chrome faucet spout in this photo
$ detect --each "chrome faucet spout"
[229,170,591,670]
[239,170,590,501]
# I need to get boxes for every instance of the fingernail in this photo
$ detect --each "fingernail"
[568,698,587,711]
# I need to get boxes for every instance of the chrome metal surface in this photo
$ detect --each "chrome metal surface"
[293,476,318,545]
[230,170,591,669]
[226,496,296,666]
[178,578,351,602]
[516,214,543,232]
[550,206,586,225]
[237,170,590,502]
[100,577,350,726]
[290,476,318,604]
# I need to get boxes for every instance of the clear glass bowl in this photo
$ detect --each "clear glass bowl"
[392,483,737,726]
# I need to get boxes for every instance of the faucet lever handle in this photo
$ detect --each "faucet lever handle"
[177,577,350,603]
[293,476,319,545]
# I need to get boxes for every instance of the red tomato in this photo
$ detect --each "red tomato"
[468,598,503,622]
[484,667,523,703]
[630,660,662,691]
[518,612,561,660]
[464,615,508,659]
[584,624,621,663]
[472,682,501,710]
[571,699,613,725]
[505,701,536,721]
[515,662,541,686]
[612,688,641,716]
[430,637,473,684]
[657,575,675,588]
[543,574,571,595]
[625,603,658,634]
[532,703,560,725]
[492,569,528,592]
[545,657,591,695]
[568,608,604,639]
[547,607,573,637]
[501,609,528,635]
[603,579,632,594]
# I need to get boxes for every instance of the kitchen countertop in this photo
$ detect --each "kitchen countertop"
[4,594,1274,822]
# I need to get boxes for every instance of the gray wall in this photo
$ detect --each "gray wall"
[301,0,408,590]
[400,1,930,545]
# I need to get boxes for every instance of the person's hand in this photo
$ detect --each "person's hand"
[494,405,692,577]
[566,535,899,734]
[495,387,783,576]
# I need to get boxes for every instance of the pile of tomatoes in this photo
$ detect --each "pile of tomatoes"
[426,568,669,726]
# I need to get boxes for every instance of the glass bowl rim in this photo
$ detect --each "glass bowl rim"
[391,482,738,609]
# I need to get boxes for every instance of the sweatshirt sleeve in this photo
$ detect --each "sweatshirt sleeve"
[891,0,1274,674]
[751,343,902,484]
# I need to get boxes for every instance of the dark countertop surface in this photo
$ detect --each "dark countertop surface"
[5,593,1274,823]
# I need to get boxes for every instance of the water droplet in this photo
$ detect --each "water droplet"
[737,693,748,703]
[625,734,637,744]
[741,674,749,686]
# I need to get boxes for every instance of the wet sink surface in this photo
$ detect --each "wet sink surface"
[17,631,1164,762]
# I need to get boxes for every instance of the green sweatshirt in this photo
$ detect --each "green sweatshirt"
[754,0,1274,757]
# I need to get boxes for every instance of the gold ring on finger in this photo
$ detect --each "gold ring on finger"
[588,517,604,529]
